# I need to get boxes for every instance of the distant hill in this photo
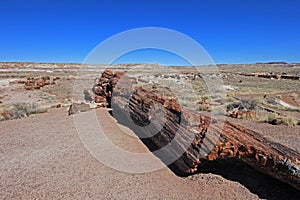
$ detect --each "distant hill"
[256,61,289,65]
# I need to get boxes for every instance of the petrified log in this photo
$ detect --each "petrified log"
[90,70,300,189]
[110,87,299,189]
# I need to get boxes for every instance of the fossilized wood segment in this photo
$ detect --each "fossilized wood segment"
[112,87,300,189]
[91,70,300,190]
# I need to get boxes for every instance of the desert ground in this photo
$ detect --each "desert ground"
[0,62,299,199]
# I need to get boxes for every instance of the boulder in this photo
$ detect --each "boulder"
[271,118,283,125]
[68,103,91,115]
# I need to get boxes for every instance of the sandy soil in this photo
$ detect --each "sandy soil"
[0,63,299,199]
[0,108,260,199]
[226,117,300,152]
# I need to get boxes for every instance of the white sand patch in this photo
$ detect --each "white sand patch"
[0,79,18,88]
[222,85,239,91]
[275,99,298,109]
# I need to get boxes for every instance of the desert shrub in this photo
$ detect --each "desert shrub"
[256,112,278,123]
[236,111,256,120]
[226,97,235,103]
[267,113,279,122]
[199,104,211,112]
[0,102,49,121]
[227,99,258,112]
[263,97,300,112]
[251,97,265,105]
[265,98,277,106]
[241,99,259,110]
[237,113,247,119]
[285,106,300,112]
[179,100,190,108]
[211,106,226,115]
[256,112,298,126]
[201,94,210,101]
[265,113,279,123]
[209,94,227,105]
[11,103,37,118]
[290,93,298,99]
[282,115,298,126]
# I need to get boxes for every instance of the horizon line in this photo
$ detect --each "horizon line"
[0,61,299,66]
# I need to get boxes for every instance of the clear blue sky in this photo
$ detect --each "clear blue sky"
[0,0,299,64]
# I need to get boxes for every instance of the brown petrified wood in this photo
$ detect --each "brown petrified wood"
[89,70,300,190]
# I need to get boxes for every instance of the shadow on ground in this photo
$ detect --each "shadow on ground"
[197,158,300,200]
[109,109,300,200]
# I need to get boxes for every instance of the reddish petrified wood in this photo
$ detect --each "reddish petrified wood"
[89,70,300,190]
[18,76,56,90]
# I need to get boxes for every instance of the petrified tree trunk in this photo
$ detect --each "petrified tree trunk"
[90,70,300,190]
[111,87,300,189]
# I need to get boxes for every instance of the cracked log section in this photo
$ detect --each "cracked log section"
[91,70,300,190]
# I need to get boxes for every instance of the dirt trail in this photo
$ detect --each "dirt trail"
[95,108,150,153]
[0,108,259,199]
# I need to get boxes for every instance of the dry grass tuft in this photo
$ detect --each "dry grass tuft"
[256,111,298,126]
[282,115,298,126]
[0,102,49,121]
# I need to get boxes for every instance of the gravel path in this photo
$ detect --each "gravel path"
[0,108,261,199]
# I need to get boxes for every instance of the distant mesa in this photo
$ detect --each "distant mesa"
[256,61,289,65]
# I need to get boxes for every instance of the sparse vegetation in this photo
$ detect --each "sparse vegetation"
[256,111,298,126]
[200,94,210,101]
[211,106,226,115]
[227,99,258,112]
[282,115,298,126]
[0,102,49,121]
[263,97,300,112]
[256,111,278,123]
[290,93,298,99]
[226,96,235,103]
[198,104,211,112]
